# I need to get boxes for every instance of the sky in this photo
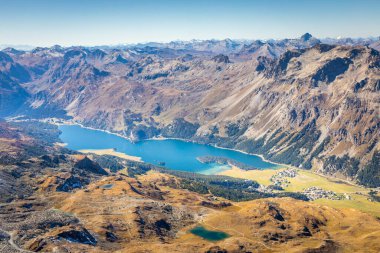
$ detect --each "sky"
[0,0,379,47]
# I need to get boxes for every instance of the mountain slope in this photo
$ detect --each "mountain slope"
[0,52,30,116]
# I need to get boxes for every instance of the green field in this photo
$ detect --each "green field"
[285,170,380,217]
[220,167,380,217]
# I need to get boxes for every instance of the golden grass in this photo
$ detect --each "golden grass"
[175,198,380,253]
[44,171,380,252]
[118,167,129,176]
[218,166,285,185]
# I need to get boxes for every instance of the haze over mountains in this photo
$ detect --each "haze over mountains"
[1,34,380,52]
[0,33,379,188]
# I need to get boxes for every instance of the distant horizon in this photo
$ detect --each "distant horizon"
[1,0,380,47]
[1,33,379,50]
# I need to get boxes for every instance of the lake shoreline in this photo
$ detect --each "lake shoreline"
[9,118,285,169]
[8,118,369,190]
[79,148,142,162]
[147,137,285,169]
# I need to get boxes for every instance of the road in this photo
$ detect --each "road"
[0,229,33,253]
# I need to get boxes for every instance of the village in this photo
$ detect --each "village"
[262,168,345,201]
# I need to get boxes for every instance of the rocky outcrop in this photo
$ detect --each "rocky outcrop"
[312,57,352,86]
[200,201,232,209]
[212,54,230,63]
[74,157,108,176]
[273,49,305,75]
[162,118,200,139]
[134,203,193,240]
[300,33,313,42]
[57,228,97,246]
[56,175,86,192]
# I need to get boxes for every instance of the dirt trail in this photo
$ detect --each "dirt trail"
[0,229,33,253]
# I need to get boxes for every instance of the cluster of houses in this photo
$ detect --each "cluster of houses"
[302,186,342,200]
[270,168,298,188]
[268,169,345,201]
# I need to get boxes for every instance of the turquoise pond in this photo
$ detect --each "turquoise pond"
[189,226,229,241]
[100,184,114,189]
[58,124,278,174]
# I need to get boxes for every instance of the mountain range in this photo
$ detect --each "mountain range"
[0,33,379,187]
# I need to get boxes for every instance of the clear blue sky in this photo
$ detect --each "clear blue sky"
[0,0,379,46]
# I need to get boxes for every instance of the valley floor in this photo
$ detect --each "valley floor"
[220,166,380,217]
[75,141,380,218]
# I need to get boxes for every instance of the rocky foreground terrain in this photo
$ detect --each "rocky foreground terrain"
[0,120,379,253]
[0,34,379,187]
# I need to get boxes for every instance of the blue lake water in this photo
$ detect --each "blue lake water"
[189,226,229,241]
[58,124,279,174]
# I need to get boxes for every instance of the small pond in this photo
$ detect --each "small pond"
[189,226,230,241]
[100,184,114,189]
